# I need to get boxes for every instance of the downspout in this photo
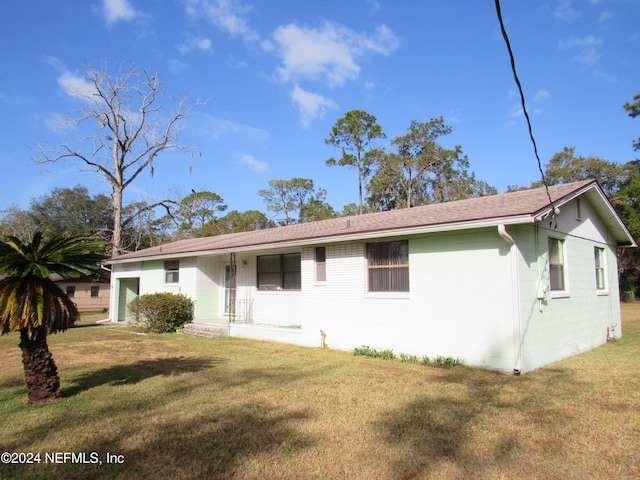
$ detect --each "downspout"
[498,225,523,375]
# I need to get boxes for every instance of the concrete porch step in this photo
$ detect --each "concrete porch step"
[178,322,230,338]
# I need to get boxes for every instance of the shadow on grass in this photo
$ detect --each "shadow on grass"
[0,377,25,390]
[5,402,314,480]
[375,367,578,479]
[3,359,318,479]
[63,356,222,397]
[122,403,314,479]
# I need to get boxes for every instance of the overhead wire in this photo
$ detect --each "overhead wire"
[494,0,556,218]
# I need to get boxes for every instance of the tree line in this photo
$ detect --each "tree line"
[0,66,638,288]
[0,106,496,249]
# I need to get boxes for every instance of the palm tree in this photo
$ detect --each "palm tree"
[0,232,106,403]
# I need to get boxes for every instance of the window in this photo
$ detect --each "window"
[367,240,409,292]
[595,247,606,290]
[548,238,565,291]
[315,247,326,282]
[164,260,180,283]
[90,286,100,298]
[66,286,76,298]
[257,253,301,290]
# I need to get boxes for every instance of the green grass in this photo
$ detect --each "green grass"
[1,304,639,479]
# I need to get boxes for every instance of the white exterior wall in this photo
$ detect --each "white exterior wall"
[300,229,516,372]
[514,198,622,373]
[194,251,301,326]
[231,251,302,326]
[107,191,626,374]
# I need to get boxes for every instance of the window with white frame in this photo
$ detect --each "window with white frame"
[594,247,606,290]
[367,240,409,292]
[548,238,566,291]
[257,253,301,290]
[315,247,326,282]
[164,260,180,283]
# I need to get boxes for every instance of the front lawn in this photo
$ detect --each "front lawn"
[1,304,639,479]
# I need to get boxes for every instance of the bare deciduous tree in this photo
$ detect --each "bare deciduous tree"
[36,65,200,255]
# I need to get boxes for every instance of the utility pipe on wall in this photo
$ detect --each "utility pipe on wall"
[498,224,523,375]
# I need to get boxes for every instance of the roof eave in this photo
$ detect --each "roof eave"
[107,214,535,264]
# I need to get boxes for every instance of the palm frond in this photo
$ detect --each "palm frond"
[0,232,105,338]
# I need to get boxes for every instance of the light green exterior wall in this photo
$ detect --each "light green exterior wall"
[195,256,220,322]
[513,223,621,372]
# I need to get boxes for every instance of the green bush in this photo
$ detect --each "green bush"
[352,345,396,360]
[399,353,419,363]
[128,292,194,333]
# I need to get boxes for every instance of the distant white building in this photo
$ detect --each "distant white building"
[106,180,635,374]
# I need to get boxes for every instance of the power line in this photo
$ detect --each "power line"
[494,0,555,211]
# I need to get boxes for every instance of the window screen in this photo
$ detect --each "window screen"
[367,241,409,292]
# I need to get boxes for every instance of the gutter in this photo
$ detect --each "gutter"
[498,225,523,375]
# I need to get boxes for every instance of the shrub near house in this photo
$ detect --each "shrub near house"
[128,292,193,333]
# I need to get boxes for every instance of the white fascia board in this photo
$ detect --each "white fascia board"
[107,214,534,265]
[532,182,596,221]
[533,183,636,247]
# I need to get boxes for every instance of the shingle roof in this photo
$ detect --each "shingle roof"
[109,179,633,263]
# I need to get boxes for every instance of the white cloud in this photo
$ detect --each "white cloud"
[356,25,399,55]
[57,71,96,100]
[508,104,524,119]
[43,112,69,132]
[291,85,338,127]
[366,0,381,15]
[507,89,547,120]
[205,115,269,142]
[239,154,268,172]
[103,0,139,25]
[184,0,259,42]
[271,22,399,87]
[177,35,213,55]
[593,70,618,84]
[192,37,213,52]
[559,35,602,65]
[446,108,464,124]
[534,90,550,102]
[226,55,248,69]
[508,104,542,119]
[554,0,581,21]
[0,91,30,105]
[598,10,613,23]
[168,59,190,72]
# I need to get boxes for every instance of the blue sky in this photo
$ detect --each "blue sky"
[1,0,638,217]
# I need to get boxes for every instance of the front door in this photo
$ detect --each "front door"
[224,265,237,317]
[117,277,139,322]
